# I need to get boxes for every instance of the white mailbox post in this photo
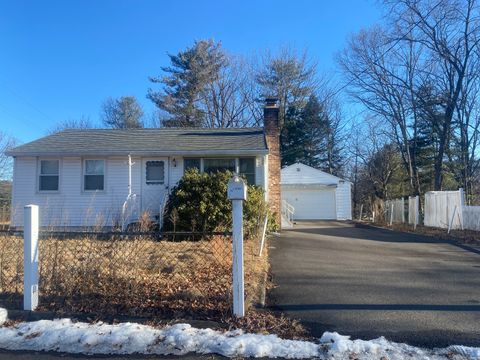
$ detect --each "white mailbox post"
[24,205,39,311]
[227,175,247,317]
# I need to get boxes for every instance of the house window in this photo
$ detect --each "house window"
[239,157,255,184]
[84,160,104,191]
[39,160,59,191]
[184,158,200,172]
[203,158,236,174]
[182,157,257,185]
[146,161,164,184]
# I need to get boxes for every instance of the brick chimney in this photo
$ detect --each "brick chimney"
[264,97,281,228]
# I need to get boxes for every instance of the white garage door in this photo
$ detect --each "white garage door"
[283,188,337,220]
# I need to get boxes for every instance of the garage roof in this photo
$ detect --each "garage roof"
[281,162,351,185]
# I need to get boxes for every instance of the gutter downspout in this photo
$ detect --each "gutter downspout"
[128,154,133,197]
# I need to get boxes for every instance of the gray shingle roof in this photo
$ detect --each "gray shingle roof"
[7,128,268,156]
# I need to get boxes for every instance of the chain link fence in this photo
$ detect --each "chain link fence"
[0,205,9,228]
[385,198,406,224]
[0,230,268,320]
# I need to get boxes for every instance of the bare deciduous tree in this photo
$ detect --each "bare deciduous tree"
[340,0,480,195]
[386,0,480,190]
[338,26,423,195]
[0,132,16,180]
[255,47,319,126]
[48,116,95,134]
[101,96,144,129]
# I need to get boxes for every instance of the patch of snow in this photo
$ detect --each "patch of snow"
[0,309,477,359]
[445,345,480,359]
[0,308,6,326]
[0,319,318,358]
[320,332,435,359]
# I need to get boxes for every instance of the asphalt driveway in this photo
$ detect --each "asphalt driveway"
[269,221,480,348]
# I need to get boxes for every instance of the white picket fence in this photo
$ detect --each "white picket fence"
[424,189,464,230]
[460,205,480,231]
[408,195,420,229]
[378,188,480,233]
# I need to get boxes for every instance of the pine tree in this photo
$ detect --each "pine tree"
[318,107,345,176]
[148,40,227,127]
[280,95,325,167]
[280,106,305,166]
[301,95,324,168]
[413,83,458,191]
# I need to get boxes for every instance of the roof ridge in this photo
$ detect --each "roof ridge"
[58,127,264,132]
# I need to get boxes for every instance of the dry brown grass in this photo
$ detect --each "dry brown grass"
[0,234,23,299]
[0,231,307,338]
[0,232,268,320]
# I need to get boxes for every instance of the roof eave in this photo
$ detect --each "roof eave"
[6,148,269,157]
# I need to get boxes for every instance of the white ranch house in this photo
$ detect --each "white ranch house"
[7,100,284,229]
[7,128,272,229]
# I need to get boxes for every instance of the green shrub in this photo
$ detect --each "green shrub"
[164,169,276,238]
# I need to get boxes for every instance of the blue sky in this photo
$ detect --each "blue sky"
[0,0,381,144]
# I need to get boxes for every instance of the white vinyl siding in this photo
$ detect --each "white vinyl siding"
[336,181,352,220]
[11,153,268,229]
[12,157,137,228]
[169,157,185,187]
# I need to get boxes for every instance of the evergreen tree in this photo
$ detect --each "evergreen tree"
[301,95,325,168]
[413,83,457,191]
[280,95,325,167]
[318,104,345,176]
[280,106,304,166]
[148,39,227,127]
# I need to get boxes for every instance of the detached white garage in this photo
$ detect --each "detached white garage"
[281,163,352,220]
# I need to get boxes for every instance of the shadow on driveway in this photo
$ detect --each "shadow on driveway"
[291,222,480,255]
[269,221,480,348]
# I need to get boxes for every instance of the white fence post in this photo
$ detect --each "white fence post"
[459,188,465,230]
[390,203,394,225]
[258,215,268,257]
[24,205,39,311]
[448,205,457,234]
[227,176,247,317]
[415,195,419,230]
[409,195,420,230]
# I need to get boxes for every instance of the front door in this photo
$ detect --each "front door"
[141,158,169,217]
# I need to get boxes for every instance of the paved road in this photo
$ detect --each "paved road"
[269,221,480,348]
